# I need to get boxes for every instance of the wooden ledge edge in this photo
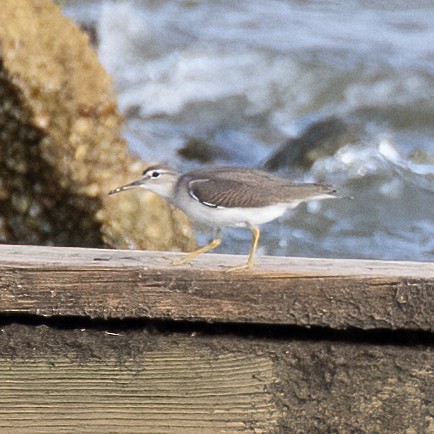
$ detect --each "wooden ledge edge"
[0,244,433,331]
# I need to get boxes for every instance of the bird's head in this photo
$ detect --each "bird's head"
[109,165,179,201]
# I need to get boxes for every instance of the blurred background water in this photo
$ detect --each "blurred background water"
[62,0,434,261]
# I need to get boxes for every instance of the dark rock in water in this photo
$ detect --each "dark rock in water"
[264,116,360,170]
[178,137,229,163]
[0,0,195,252]
[409,149,434,165]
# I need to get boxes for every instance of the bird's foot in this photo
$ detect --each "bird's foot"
[171,239,222,267]
[224,262,253,273]
[172,255,195,266]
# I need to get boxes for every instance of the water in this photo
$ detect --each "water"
[63,0,434,261]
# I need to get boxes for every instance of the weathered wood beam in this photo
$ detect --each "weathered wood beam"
[0,244,432,331]
[0,324,431,433]
[0,324,276,433]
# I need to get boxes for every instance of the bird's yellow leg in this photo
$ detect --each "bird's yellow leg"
[226,225,260,272]
[247,225,260,268]
[174,229,221,265]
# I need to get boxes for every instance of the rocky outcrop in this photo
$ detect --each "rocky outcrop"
[264,116,360,170]
[0,0,195,252]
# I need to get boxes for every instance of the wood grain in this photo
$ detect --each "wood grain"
[0,326,275,433]
[0,324,431,433]
[0,244,432,330]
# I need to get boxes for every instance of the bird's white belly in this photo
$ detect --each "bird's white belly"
[178,198,295,228]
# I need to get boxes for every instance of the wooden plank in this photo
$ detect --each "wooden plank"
[0,244,433,330]
[0,324,431,433]
[0,324,276,433]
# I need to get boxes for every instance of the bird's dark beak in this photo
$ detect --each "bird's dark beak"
[108,179,143,195]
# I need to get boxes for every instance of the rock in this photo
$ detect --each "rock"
[0,0,195,252]
[177,137,228,163]
[409,149,434,165]
[264,116,360,170]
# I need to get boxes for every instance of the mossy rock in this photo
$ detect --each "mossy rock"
[0,0,195,252]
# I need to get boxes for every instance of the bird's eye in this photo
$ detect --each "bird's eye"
[151,171,160,179]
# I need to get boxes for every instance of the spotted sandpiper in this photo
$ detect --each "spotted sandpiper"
[109,165,337,270]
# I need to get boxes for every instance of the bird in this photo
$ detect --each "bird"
[109,165,337,270]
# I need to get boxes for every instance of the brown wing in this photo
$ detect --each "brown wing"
[187,176,335,208]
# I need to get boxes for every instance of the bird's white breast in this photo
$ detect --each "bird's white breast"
[174,185,335,228]
[175,195,297,228]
